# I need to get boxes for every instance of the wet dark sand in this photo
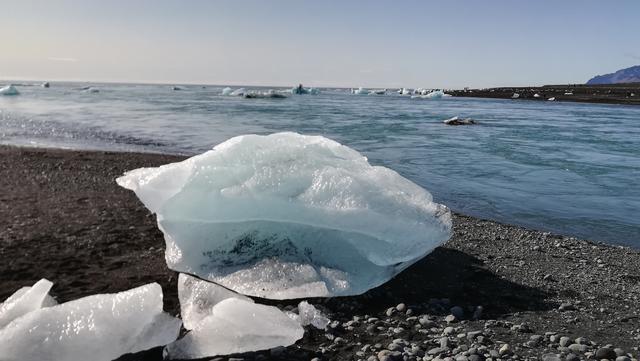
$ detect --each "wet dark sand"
[1,145,639,360]
[448,83,640,106]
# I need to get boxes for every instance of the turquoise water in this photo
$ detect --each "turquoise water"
[1,82,639,247]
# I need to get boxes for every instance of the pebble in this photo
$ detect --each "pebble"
[396,303,406,312]
[499,344,511,356]
[566,353,580,361]
[445,315,457,323]
[568,344,588,353]
[595,347,617,360]
[559,336,572,347]
[542,354,562,361]
[559,303,576,312]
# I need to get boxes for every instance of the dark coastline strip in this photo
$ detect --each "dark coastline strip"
[448,83,640,106]
[1,145,639,360]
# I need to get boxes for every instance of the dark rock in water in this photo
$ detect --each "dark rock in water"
[586,65,640,85]
[444,116,476,125]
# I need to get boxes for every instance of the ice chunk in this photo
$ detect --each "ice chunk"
[164,298,303,359]
[0,279,56,329]
[351,87,368,95]
[297,301,330,330]
[423,90,444,99]
[178,273,253,330]
[117,132,452,299]
[0,85,19,96]
[0,283,181,361]
[221,87,232,96]
[230,88,246,96]
[511,92,520,99]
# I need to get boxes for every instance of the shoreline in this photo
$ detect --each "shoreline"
[448,83,640,106]
[1,145,639,360]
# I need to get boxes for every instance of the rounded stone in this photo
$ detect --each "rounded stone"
[596,348,617,360]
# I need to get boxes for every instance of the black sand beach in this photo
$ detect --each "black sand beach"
[1,145,639,361]
[448,83,640,106]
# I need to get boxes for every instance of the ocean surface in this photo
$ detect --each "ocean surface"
[1,82,639,247]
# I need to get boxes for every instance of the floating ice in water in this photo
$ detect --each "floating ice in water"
[230,88,246,96]
[164,298,303,359]
[41,82,50,88]
[0,85,19,96]
[221,87,232,96]
[291,86,320,95]
[548,97,556,101]
[351,87,368,95]
[178,273,253,330]
[296,301,330,329]
[0,283,181,361]
[0,279,56,329]
[511,92,520,99]
[533,93,541,98]
[369,89,386,95]
[117,132,452,299]
[423,90,444,99]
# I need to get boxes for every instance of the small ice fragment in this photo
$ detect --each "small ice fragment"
[0,283,181,361]
[41,82,50,88]
[230,88,246,96]
[548,97,556,101]
[164,298,304,359]
[221,87,232,96]
[511,92,520,99]
[297,301,330,330]
[443,116,475,126]
[0,278,56,329]
[0,85,19,96]
[178,273,253,330]
[533,93,541,98]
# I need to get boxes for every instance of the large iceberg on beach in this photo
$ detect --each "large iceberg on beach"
[0,279,56,329]
[0,283,181,361]
[117,132,452,299]
[164,298,303,359]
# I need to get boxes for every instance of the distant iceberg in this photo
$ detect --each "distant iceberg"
[423,90,444,99]
[117,132,452,299]
[291,86,320,95]
[221,87,232,96]
[0,85,19,96]
[230,88,246,96]
[0,282,180,361]
[244,90,287,99]
[351,87,368,95]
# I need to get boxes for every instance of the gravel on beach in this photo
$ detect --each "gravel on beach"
[1,145,638,361]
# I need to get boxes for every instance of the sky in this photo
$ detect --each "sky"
[1,0,639,88]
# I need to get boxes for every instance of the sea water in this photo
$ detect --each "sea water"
[1,82,638,247]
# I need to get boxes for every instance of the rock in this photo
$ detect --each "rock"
[468,354,485,361]
[443,326,455,335]
[445,315,457,323]
[499,344,511,356]
[575,337,589,345]
[614,349,626,357]
[560,337,572,347]
[568,344,588,354]
[396,303,406,312]
[428,347,446,356]
[377,350,402,361]
[529,334,543,345]
[566,353,580,361]
[596,348,617,360]
[450,306,464,319]
[543,354,562,361]
[616,357,631,361]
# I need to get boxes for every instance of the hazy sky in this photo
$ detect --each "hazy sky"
[2,0,639,88]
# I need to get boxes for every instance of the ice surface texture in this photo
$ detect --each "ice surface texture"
[178,273,253,330]
[0,283,181,361]
[117,132,452,299]
[165,298,303,359]
[0,279,56,329]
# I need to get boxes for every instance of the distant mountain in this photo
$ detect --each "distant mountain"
[586,65,640,85]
